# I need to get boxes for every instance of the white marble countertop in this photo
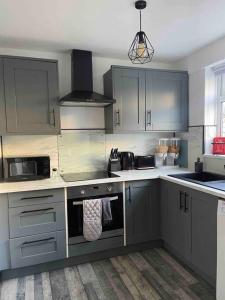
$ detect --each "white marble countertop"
[0,167,225,199]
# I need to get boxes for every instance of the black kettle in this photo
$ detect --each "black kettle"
[120,152,135,170]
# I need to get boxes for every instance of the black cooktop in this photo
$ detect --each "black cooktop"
[61,171,119,182]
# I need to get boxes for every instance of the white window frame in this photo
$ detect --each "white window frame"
[215,70,225,136]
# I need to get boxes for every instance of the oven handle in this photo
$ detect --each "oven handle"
[72,196,119,206]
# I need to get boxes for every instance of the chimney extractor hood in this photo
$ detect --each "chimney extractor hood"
[60,50,115,107]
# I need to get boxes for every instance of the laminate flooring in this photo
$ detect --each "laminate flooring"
[0,248,216,300]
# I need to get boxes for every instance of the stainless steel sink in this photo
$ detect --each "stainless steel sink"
[169,172,225,191]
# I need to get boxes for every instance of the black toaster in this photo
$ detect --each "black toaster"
[135,155,155,170]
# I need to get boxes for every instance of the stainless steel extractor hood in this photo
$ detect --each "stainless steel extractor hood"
[60,50,115,107]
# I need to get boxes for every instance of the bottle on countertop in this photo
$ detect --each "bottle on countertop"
[195,157,203,173]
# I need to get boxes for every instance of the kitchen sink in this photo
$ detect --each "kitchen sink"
[169,172,225,192]
[169,172,225,182]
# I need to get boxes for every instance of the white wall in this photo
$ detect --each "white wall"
[176,35,225,126]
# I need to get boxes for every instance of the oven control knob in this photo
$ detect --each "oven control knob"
[106,185,112,192]
[80,190,85,195]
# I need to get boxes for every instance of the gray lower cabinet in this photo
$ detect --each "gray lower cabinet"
[10,231,66,268]
[0,194,10,270]
[8,188,66,269]
[2,57,60,135]
[160,180,217,286]
[104,66,188,133]
[126,180,160,245]
[9,201,65,238]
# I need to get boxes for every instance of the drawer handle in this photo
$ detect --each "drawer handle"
[20,207,54,215]
[21,237,55,247]
[20,195,53,201]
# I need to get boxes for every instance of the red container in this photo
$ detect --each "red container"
[212,137,225,154]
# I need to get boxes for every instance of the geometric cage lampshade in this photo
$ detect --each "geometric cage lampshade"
[128,30,154,64]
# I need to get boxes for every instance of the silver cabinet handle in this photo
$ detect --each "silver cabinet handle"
[146,110,152,126]
[49,109,55,126]
[116,109,120,126]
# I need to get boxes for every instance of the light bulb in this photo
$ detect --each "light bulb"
[137,42,146,58]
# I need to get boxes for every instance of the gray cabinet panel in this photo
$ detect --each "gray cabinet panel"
[9,188,65,208]
[3,58,60,134]
[10,230,66,268]
[0,194,10,270]
[126,180,160,245]
[160,181,191,260]
[190,189,217,285]
[146,70,188,131]
[9,201,65,238]
[113,68,146,132]
[0,59,6,134]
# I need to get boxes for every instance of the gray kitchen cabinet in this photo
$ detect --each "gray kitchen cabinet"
[146,70,188,131]
[104,67,145,132]
[3,57,60,134]
[9,201,65,238]
[161,180,217,286]
[10,230,66,268]
[104,66,188,133]
[160,180,191,260]
[190,189,217,286]
[126,180,160,245]
[0,59,6,134]
[0,194,10,270]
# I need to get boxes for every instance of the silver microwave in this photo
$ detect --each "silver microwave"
[3,156,50,181]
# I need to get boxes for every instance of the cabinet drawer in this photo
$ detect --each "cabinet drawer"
[8,188,64,208]
[10,230,66,268]
[9,202,65,238]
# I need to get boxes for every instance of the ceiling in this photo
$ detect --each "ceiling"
[0,0,225,62]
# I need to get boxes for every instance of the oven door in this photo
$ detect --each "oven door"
[67,193,124,245]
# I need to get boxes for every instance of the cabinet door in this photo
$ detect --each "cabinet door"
[0,194,10,270]
[161,181,190,259]
[4,58,60,134]
[126,180,160,245]
[0,58,6,134]
[113,67,145,132]
[190,189,217,285]
[146,70,188,131]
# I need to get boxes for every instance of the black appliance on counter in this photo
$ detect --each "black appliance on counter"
[3,156,50,182]
[135,155,155,170]
[107,148,121,172]
[120,151,135,170]
[61,170,119,182]
[67,182,124,256]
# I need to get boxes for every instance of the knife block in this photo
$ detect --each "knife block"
[107,159,121,172]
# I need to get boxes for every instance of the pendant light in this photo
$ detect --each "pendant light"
[128,0,154,64]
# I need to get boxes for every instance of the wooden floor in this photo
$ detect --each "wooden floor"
[0,248,216,300]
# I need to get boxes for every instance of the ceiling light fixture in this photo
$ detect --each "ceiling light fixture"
[128,0,154,64]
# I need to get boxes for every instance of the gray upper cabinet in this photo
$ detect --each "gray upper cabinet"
[3,57,60,134]
[146,70,188,131]
[126,180,160,245]
[0,59,6,134]
[104,66,188,133]
[105,67,145,132]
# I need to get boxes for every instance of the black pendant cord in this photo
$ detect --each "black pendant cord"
[139,10,142,31]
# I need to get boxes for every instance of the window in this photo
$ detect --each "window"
[216,71,225,136]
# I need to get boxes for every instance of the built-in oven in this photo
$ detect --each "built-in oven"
[67,182,124,246]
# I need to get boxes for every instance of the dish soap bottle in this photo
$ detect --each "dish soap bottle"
[195,157,203,173]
